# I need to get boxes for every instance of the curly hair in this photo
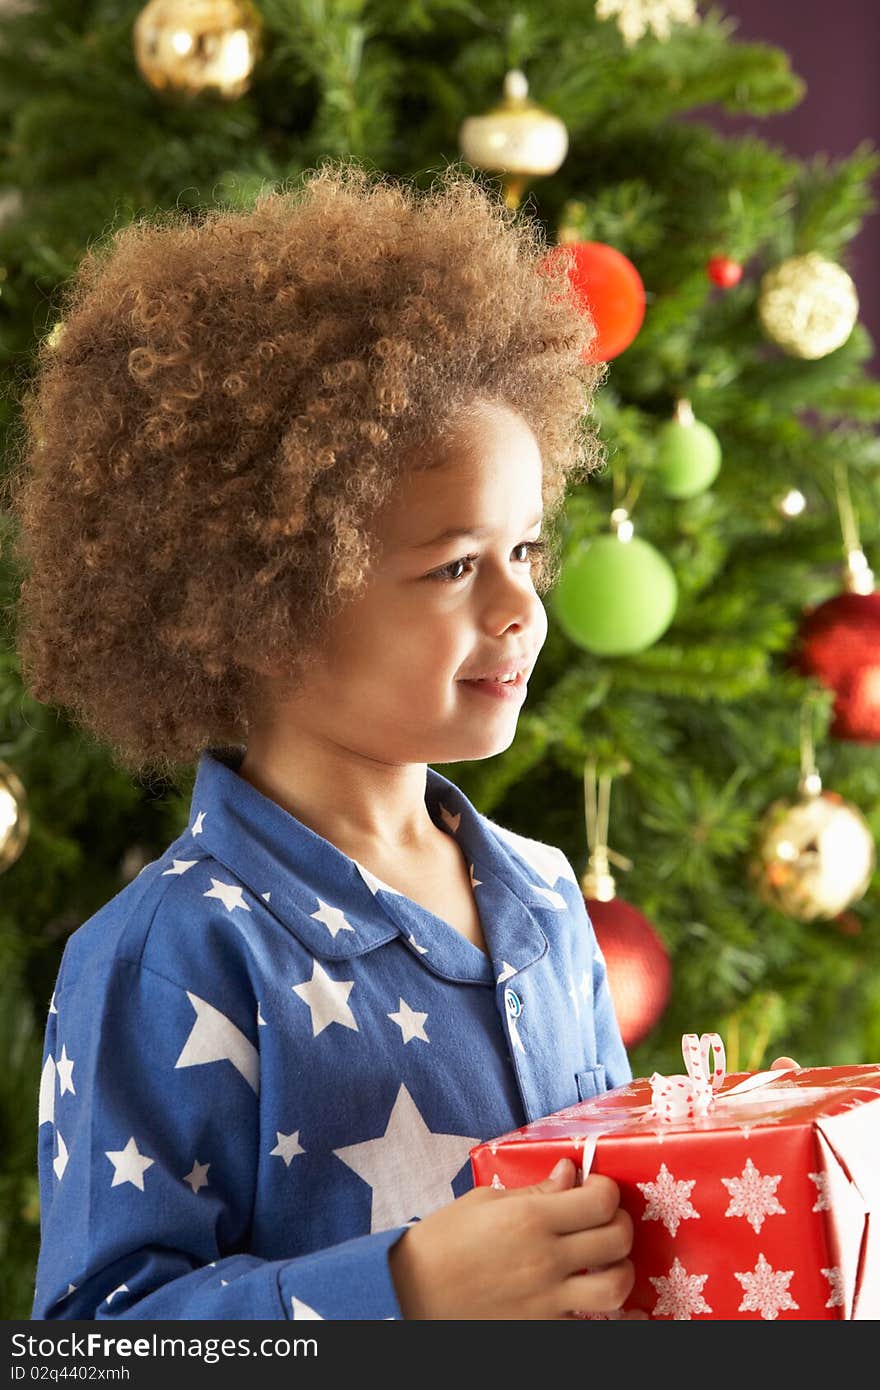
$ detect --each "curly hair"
[2,157,605,784]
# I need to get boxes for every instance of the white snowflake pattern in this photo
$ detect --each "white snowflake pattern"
[650,1257,712,1319]
[490,1173,506,1190]
[809,1171,830,1211]
[637,1163,700,1237]
[734,1252,799,1319]
[822,1266,844,1309]
[595,0,700,48]
[721,1157,785,1234]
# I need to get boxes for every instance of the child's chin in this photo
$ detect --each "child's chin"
[453,725,519,759]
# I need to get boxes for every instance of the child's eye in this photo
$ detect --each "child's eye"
[429,539,547,583]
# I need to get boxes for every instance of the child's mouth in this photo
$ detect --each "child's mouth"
[459,670,527,699]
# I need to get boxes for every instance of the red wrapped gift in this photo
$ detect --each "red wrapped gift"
[470,1034,880,1319]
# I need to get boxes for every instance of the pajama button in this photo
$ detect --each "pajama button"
[504,987,522,1018]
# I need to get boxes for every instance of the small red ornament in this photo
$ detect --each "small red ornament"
[790,589,880,741]
[584,895,672,1047]
[834,910,862,937]
[542,240,646,361]
[707,255,743,288]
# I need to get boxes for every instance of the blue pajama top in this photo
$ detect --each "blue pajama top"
[32,745,631,1321]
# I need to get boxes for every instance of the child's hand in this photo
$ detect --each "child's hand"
[388,1156,634,1319]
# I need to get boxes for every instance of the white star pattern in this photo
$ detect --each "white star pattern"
[56,1044,75,1096]
[388,998,429,1044]
[438,804,461,834]
[469,864,482,891]
[650,1258,712,1319]
[496,962,517,984]
[38,1055,55,1126]
[484,822,575,888]
[491,1173,506,1189]
[105,1136,155,1191]
[270,1131,305,1168]
[721,1158,786,1234]
[567,973,581,1020]
[175,992,260,1093]
[734,1253,799,1319]
[257,1003,266,1026]
[291,1296,324,1319]
[822,1266,844,1309]
[407,932,429,955]
[809,1171,831,1211]
[291,960,357,1037]
[637,1163,700,1237]
[310,899,356,938]
[192,811,206,835]
[183,1160,210,1193]
[161,859,198,876]
[333,1084,480,1232]
[53,1131,69,1181]
[352,860,404,897]
[48,991,57,1014]
[531,883,567,909]
[104,1283,129,1305]
[203,878,251,914]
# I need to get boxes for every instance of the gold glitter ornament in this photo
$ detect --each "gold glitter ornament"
[133,0,264,102]
[458,70,568,211]
[757,252,859,360]
[750,787,874,921]
[750,702,874,923]
[595,0,700,47]
[0,759,30,876]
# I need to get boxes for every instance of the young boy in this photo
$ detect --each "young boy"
[10,159,673,1319]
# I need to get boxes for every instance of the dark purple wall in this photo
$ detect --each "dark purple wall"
[698,0,880,370]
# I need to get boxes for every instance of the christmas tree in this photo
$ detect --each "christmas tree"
[1,0,879,1318]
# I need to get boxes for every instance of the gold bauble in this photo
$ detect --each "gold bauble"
[0,759,30,875]
[458,70,568,210]
[133,0,264,101]
[757,252,859,360]
[750,788,875,921]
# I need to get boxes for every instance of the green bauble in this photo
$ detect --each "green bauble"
[553,533,678,655]
[655,416,721,498]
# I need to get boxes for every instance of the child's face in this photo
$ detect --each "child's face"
[267,400,548,767]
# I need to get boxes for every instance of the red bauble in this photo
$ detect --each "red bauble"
[707,255,743,288]
[585,895,671,1047]
[541,241,646,361]
[790,590,880,741]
